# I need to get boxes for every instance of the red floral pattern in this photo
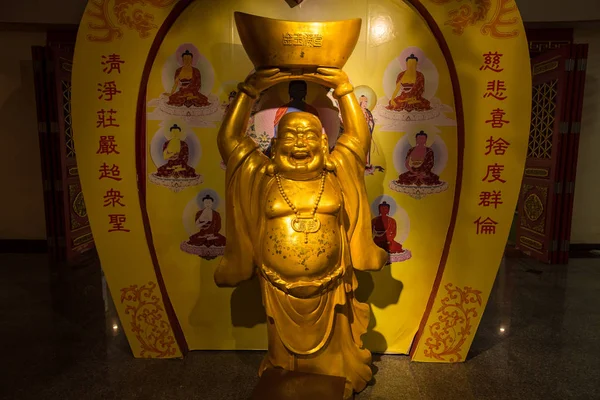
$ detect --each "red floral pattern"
[120,281,178,358]
[423,283,483,362]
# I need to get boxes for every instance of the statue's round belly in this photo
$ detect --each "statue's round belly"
[262,215,342,282]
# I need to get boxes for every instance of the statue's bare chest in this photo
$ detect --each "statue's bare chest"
[265,175,342,219]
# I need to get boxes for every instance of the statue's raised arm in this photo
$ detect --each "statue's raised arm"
[305,67,371,158]
[217,68,293,163]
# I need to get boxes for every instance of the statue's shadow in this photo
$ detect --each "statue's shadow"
[355,267,403,353]
[228,265,403,348]
[231,275,266,327]
[354,266,403,387]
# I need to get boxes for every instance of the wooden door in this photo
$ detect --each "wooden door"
[526,28,573,58]
[548,45,579,264]
[50,46,96,261]
[32,46,61,262]
[558,44,589,264]
[32,44,95,263]
[516,47,574,263]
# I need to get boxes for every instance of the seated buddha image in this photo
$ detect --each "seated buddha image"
[146,44,221,127]
[387,54,431,112]
[148,123,203,192]
[374,47,455,130]
[167,49,211,108]
[371,199,412,264]
[181,192,226,260]
[390,130,449,199]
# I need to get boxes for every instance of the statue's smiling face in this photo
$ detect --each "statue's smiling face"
[273,112,326,177]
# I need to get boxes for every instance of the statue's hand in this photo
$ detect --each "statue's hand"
[245,68,293,93]
[306,67,349,89]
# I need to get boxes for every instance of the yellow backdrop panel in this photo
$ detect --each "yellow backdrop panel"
[72,0,530,362]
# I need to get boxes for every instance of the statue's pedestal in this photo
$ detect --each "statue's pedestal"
[250,368,348,400]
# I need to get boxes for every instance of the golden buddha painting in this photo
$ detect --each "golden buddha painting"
[180,189,226,260]
[371,195,412,263]
[390,129,449,199]
[148,122,203,192]
[374,47,455,131]
[147,43,222,127]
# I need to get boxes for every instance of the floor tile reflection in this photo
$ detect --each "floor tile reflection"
[1,254,599,399]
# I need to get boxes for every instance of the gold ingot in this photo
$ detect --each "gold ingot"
[234,12,361,70]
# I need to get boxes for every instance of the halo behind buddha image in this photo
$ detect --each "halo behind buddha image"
[374,46,455,131]
[148,122,203,192]
[371,195,412,264]
[180,189,226,260]
[147,43,222,127]
[390,128,449,199]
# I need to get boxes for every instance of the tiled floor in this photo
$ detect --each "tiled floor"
[1,253,599,399]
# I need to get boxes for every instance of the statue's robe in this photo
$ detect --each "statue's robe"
[215,134,387,395]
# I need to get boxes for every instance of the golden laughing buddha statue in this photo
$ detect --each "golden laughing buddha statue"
[214,13,387,399]
[216,67,387,398]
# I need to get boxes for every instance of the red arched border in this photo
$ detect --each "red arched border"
[135,0,196,355]
[402,0,465,358]
[134,0,465,359]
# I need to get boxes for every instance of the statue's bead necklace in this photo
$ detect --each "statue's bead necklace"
[275,171,327,243]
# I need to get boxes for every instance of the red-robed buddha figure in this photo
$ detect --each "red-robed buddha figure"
[371,201,412,263]
[396,130,441,186]
[167,49,211,108]
[387,54,432,112]
[181,194,226,259]
[155,124,198,179]
[188,195,226,247]
[372,202,403,252]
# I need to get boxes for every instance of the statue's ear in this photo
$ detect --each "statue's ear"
[321,132,329,153]
[322,133,336,172]
[270,138,278,157]
[266,137,278,176]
